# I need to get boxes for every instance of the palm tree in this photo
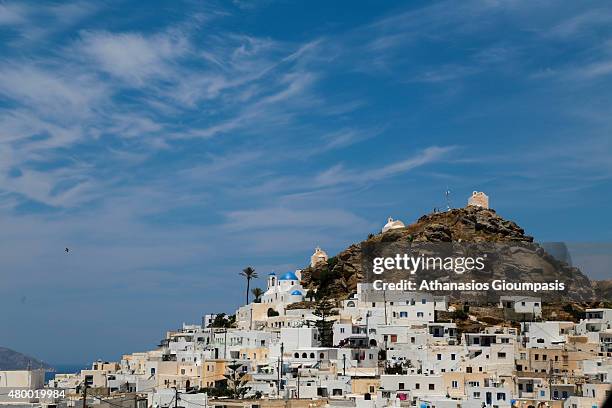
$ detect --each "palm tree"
[251,287,264,303]
[240,266,258,304]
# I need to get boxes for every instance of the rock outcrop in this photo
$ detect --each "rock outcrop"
[300,206,603,303]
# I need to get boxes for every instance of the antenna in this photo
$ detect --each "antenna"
[444,187,452,211]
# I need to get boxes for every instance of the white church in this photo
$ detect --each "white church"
[260,271,305,306]
[256,247,329,315]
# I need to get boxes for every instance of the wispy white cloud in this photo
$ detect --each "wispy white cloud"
[0,2,27,25]
[0,64,107,118]
[314,146,455,187]
[547,8,612,38]
[223,207,370,231]
[77,30,190,84]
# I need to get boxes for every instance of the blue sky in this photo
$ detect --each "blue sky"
[1,0,611,365]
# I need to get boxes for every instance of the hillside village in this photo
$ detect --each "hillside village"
[1,193,611,408]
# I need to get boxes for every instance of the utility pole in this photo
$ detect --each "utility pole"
[343,353,346,376]
[277,357,281,397]
[223,330,228,360]
[279,343,284,391]
[548,360,553,391]
[173,387,179,408]
[297,370,300,399]
[82,385,88,408]
[383,290,388,325]
[365,312,370,346]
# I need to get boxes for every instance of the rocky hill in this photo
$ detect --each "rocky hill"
[301,206,604,303]
[592,280,612,305]
[0,347,52,370]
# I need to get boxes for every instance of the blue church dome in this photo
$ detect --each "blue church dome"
[290,290,303,296]
[279,271,299,280]
[268,272,276,275]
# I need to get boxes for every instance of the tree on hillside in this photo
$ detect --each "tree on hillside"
[224,360,251,399]
[208,313,236,328]
[240,266,258,304]
[251,287,264,303]
[310,297,338,347]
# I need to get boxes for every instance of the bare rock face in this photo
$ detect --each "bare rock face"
[592,280,612,305]
[300,206,602,303]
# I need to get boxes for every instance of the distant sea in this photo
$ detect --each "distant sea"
[45,364,89,383]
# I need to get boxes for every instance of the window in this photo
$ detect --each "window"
[417,312,424,318]
[310,353,315,358]
[429,384,435,390]
[400,312,408,318]
[422,298,427,304]
[451,381,458,388]
[398,383,405,390]
[498,352,506,358]
[474,392,480,398]
[534,354,539,360]
[540,391,545,397]
[302,353,307,358]
[411,337,415,344]
[497,393,506,401]
[437,354,442,360]
[340,328,345,333]
[294,353,299,358]
[320,352,325,359]
[466,367,472,373]
[415,383,420,389]
[390,334,397,342]
[451,354,456,360]
[537,338,545,343]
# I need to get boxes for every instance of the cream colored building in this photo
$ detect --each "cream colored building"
[0,369,45,404]
[382,217,405,233]
[310,247,328,267]
[468,191,489,208]
[201,359,227,388]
